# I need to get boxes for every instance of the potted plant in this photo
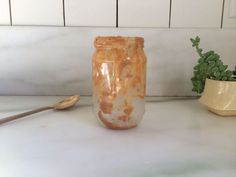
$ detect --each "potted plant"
[190,36,236,116]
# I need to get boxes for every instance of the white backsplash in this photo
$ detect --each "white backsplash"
[0,26,235,96]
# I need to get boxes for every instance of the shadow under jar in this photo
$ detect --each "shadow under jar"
[92,36,147,130]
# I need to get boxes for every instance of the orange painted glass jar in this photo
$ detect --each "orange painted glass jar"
[92,36,147,130]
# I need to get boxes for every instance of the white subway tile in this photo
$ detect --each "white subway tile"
[11,0,64,26]
[0,0,10,25]
[65,0,116,27]
[223,0,236,28]
[171,0,223,28]
[119,0,170,27]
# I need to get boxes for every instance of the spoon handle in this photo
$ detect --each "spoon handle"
[0,106,53,125]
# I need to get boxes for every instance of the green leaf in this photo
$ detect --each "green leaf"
[214,71,221,77]
[196,81,203,93]
[204,51,214,58]
[194,66,199,70]
[214,54,220,60]
[196,74,201,80]
[226,70,233,77]
[196,36,200,42]
[208,61,216,68]
[219,65,227,71]
[198,58,204,63]
[190,38,195,43]
[207,55,216,61]
[222,77,227,81]
[216,60,223,66]
[212,67,219,73]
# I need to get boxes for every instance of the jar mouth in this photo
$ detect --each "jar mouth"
[94,36,144,48]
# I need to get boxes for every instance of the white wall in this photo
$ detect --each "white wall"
[0,27,235,96]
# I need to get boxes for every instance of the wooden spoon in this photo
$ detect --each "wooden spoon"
[0,95,80,125]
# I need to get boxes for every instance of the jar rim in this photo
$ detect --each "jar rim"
[94,36,144,48]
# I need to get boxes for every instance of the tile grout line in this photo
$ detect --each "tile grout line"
[221,0,225,28]
[62,0,66,26]
[116,0,118,28]
[169,0,172,28]
[8,0,12,25]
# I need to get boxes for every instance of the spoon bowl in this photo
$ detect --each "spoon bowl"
[54,95,80,110]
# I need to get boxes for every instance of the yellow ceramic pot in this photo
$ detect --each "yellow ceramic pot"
[199,78,236,116]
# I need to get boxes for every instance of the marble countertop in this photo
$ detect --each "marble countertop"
[0,96,236,177]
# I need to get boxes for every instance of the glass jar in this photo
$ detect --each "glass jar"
[92,36,147,130]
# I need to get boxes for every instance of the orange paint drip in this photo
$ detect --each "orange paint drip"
[98,111,137,130]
